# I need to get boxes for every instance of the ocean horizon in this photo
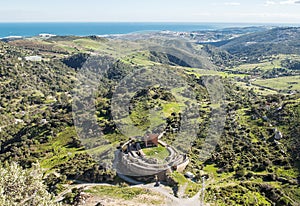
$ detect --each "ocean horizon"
[0,22,298,38]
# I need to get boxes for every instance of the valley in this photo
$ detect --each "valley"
[0,26,299,206]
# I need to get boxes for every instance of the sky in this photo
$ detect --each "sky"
[0,0,300,23]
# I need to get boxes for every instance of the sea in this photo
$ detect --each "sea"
[0,22,293,38]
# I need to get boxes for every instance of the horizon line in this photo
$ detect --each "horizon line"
[0,21,299,25]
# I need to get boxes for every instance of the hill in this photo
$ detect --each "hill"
[0,29,299,205]
[216,27,300,63]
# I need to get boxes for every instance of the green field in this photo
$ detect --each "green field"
[236,82,278,95]
[142,144,170,161]
[185,68,247,78]
[232,54,300,72]
[37,127,84,170]
[254,76,300,91]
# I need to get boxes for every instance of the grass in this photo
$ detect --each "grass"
[86,143,115,155]
[203,164,219,176]
[254,75,300,91]
[169,86,198,109]
[171,171,201,197]
[235,108,249,125]
[124,92,184,133]
[142,145,169,161]
[216,190,271,206]
[86,185,149,200]
[236,82,278,95]
[234,61,280,72]
[162,102,182,116]
[85,185,163,204]
[72,39,106,51]
[275,167,299,179]
[41,37,142,57]
[202,164,273,205]
[232,54,293,72]
[184,68,248,78]
[203,164,235,187]
[129,100,152,131]
[37,127,84,170]
[121,51,155,66]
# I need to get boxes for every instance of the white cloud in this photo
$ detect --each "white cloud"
[239,12,300,18]
[265,1,277,6]
[280,0,296,4]
[224,2,241,6]
[192,12,212,17]
[265,0,300,5]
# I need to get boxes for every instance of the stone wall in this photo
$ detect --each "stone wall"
[116,139,189,179]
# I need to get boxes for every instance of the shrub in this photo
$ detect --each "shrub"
[0,162,59,206]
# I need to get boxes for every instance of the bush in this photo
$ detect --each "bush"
[235,168,247,177]
[0,162,59,206]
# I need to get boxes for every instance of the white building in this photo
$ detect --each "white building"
[25,56,42,61]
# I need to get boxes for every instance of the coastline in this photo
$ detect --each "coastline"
[1,22,299,38]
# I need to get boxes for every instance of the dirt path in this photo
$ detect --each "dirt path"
[56,181,206,206]
[177,183,187,199]
[132,183,202,206]
[55,183,112,202]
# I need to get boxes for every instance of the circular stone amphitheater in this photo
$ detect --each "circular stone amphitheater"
[114,132,189,182]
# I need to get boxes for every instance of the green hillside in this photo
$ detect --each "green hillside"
[0,28,299,205]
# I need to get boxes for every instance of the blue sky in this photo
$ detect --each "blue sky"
[0,0,300,23]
